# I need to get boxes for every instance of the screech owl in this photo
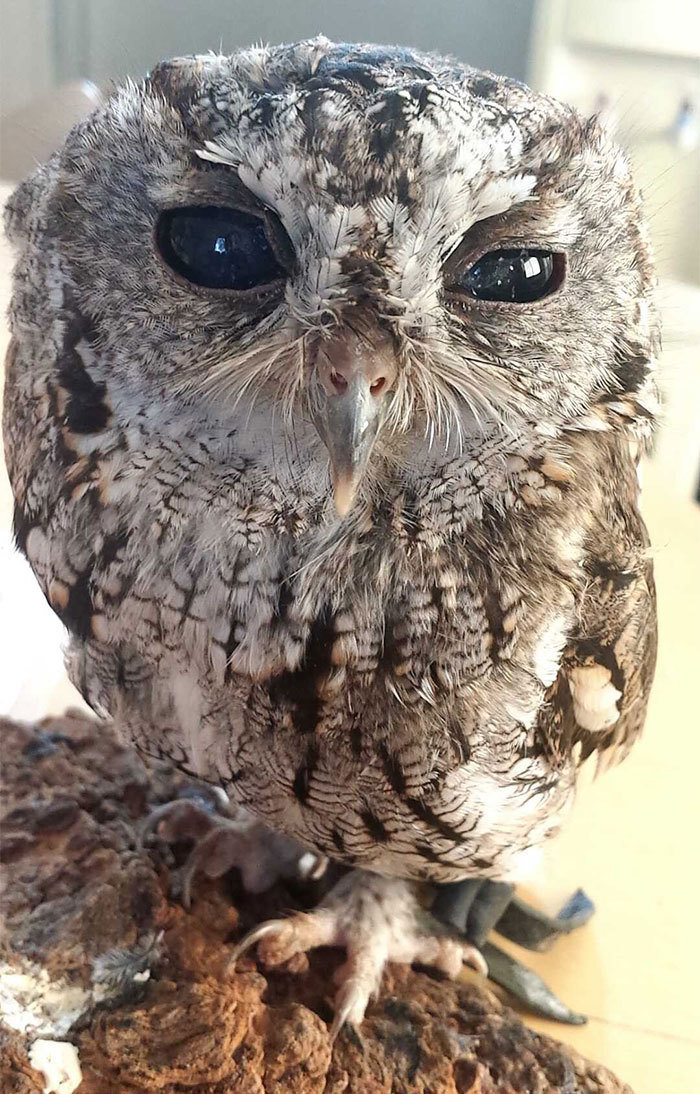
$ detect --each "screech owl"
[3,37,659,1031]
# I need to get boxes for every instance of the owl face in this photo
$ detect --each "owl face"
[8,38,657,517]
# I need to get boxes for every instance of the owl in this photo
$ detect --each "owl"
[3,38,658,1034]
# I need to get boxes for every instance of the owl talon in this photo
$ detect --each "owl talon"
[228,919,296,966]
[339,1021,365,1052]
[330,976,373,1042]
[228,870,487,1037]
[179,825,243,909]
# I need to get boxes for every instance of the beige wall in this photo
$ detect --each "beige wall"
[531,0,700,284]
[0,0,54,116]
[1,0,536,113]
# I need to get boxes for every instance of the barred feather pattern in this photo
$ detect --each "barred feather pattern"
[3,38,658,884]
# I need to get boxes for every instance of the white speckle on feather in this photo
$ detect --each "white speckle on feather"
[569,664,622,731]
[534,614,570,687]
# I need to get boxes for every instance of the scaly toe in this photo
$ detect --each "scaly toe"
[227,871,490,1039]
[415,933,488,979]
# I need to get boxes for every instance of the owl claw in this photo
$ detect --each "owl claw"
[330,980,371,1042]
[227,919,294,966]
[179,825,241,909]
[338,1021,365,1052]
[228,870,487,1038]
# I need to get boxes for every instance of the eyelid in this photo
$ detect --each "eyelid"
[262,209,297,272]
[444,237,562,277]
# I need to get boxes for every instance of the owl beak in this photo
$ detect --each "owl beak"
[312,333,398,518]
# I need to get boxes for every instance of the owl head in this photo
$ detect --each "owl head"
[5,38,658,518]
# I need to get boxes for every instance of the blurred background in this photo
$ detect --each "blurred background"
[0,3,698,1092]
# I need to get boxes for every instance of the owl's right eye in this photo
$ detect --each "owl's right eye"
[156,206,286,291]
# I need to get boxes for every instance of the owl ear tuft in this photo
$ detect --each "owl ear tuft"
[147,55,224,112]
[3,158,57,248]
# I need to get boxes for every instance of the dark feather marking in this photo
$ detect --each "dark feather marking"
[249,94,278,130]
[414,840,455,866]
[588,558,637,590]
[291,738,320,805]
[379,618,400,673]
[470,75,499,99]
[180,561,204,618]
[613,351,649,393]
[98,529,129,566]
[223,620,240,684]
[276,577,294,620]
[58,346,111,434]
[349,715,364,759]
[268,609,335,734]
[59,569,94,640]
[46,381,78,471]
[313,46,433,84]
[300,89,326,146]
[359,807,389,843]
[395,171,412,206]
[404,795,464,843]
[319,62,381,92]
[482,583,505,662]
[377,741,407,794]
[12,501,31,555]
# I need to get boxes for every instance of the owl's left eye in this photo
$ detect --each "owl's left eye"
[453,248,563,303]
[156,206,286,291]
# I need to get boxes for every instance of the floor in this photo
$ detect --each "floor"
[1,183,699,1093]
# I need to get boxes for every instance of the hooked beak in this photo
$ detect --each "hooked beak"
[311,327,398,517]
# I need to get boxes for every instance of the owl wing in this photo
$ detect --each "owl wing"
[537,457,657,773]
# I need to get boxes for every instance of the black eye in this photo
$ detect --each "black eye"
[455,248,562,303]
[156,206,286,290]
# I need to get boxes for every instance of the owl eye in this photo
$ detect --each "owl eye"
[156,206,286,290]
[455,248,563,303]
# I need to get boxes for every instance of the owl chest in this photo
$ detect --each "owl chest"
[216,527,561,703]
[97,466,574,709]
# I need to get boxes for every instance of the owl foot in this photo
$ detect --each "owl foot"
[229,869,487,1040]
[140,785,327,906]
[432,880,592,1024]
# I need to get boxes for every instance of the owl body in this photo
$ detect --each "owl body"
[4,39,658,885]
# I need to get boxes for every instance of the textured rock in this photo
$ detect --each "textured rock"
[0,713,633,1094]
